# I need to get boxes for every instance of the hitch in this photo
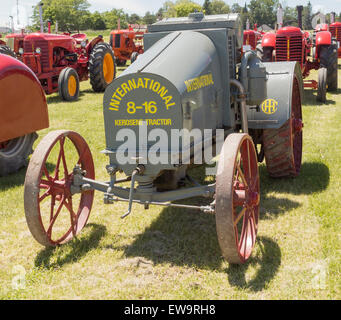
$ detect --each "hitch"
[121,164,145,219]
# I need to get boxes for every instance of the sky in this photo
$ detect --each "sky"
[1,0,341,28]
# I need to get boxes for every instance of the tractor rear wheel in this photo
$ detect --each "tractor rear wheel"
[317,67,327,102]
[0,133,38,176]
[24,130,95,247]
[256,44,272,62]
[89,42,116,92]
[215,133,260,264]
[58,67,80,101]
[320,44,338,92]
[131,52,139,64]
[263,77,303,177]
[0,45,16,58]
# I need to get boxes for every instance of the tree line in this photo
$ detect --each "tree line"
[30,0,341,32]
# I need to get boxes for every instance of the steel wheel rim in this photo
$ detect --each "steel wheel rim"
[24,131,95,246]
[216,134,260,264]
[291,77,303,175]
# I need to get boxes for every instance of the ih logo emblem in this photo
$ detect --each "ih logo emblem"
[261,99,278,114]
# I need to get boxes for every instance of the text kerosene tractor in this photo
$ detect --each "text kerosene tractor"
[109,24,145,66]
[23,13,303,264]
[0,53,49,176]
[21,31,116,101]
[258,8,338,102]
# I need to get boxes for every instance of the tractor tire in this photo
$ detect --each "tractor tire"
[320,44,338,92]
[58,67,80,101]
[89,42,116,92]
[0,45,16,58]
[131,52,139,64]
[0,133,38,176]
[116,59,127,66]
[317,67,327,103]
[256,44,272,62]
[263,77,303,178]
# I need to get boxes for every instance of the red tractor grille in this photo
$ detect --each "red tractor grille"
[275,35,303,64]
[24,40,50,71]
[244,33,256,49]
[330,26,341,42]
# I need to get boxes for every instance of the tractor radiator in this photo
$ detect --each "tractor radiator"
[275,35,303,64]
[24,40,49,71]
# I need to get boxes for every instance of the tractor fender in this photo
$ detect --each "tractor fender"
[86,35,104,55]
[247,61,303,130]
[315,31,332,47]
[0,54,49,143]
[261,33,276,48]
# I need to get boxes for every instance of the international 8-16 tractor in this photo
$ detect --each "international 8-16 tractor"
[258,6,338,102]
[23,13,303,264]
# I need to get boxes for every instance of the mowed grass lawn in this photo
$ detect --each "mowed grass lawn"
[0,60,340,300]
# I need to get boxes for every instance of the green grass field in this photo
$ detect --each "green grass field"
[0,61,340,300]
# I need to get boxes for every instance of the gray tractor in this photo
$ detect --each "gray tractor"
[24,13,303,264]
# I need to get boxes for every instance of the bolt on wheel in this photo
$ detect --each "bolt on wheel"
[215,133,260,264]
[24,130,95,246]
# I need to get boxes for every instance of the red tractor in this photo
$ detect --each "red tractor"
[109,25,145,66]
[259,16,338,102]
[329,22,341,58]
[0,53,49,176]
[0,32,26,59]
[20,32,116,101]
[243,24,263,50]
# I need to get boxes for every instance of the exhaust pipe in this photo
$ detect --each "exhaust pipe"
[331,12,336,24]
[39,2,44,33]
[297,5,303,29]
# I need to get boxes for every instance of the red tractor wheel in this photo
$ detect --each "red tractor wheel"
[24,130,95,246]
[58,68,80,101]
[215,133,260,264]
[263,76,303,177]
[317,67,327,103]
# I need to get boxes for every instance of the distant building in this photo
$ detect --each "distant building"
[0,27,11,34]
[259,24,273,32]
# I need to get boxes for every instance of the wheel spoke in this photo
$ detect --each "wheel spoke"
[59,137,69,177]
[236,164,248,187]
[247,140,251,180]
[40,179,52,189]
[47,196,64,237]
[39,189,51,203]
[43,165,52,182]
[64,197,77,236]
[234,207,247,226]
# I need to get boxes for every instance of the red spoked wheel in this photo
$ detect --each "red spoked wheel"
[263,77,303,177]
[24,130,95,246]
[215,133,260,264]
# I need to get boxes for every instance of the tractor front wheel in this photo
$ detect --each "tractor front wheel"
[89,42,116,92]
[215,133,260,264]
[0,133,38,176]
[317,67,327,103]
[131,52,139,64]
[24,130,95,246]
[256,44,272,62]
[263,76,303,177]
[58,67,80,101]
